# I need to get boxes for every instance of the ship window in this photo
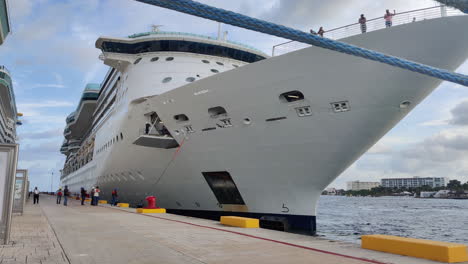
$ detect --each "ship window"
[166,57,174,61]
[150,57,159,62]
[279,91,304,103]
[174,114,189,122]
[202,171,246,205]
[202,60,210,64]
[162,77,172,83]
[120,133,123,140]
[185,77,195,82]
[216,62,224,66]
[134,58,142,64]
[211,69,219,73]
[208,106,227,118]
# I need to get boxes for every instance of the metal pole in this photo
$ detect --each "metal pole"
[50,171,53,193]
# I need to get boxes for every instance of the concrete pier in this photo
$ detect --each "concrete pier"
[1,196,465,264]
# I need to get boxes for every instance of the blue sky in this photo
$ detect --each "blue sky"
[1,0,467,191]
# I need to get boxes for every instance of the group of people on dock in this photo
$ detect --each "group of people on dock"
[54,186,120,206]
[311,9,397,37]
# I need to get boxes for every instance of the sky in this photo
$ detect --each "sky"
[1,0,467,191]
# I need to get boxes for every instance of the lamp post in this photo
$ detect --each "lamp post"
[50,171,53,194]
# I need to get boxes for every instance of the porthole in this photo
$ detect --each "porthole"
[233,64,239,68]
[202,60,210,64]
[166,57,174,61]
[243,117,252,125]
[279,90,305,103]
[211,69,219,73]
[150,57,159,62]
[216,62,224,66]
[133,58,142,65]
[186,77,196,82]
[162,77,172,83]
[120,133,123,140]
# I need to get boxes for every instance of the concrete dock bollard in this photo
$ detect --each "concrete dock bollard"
[98,200,107,204]
[117,203,129,207]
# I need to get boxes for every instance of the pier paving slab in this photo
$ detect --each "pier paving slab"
[9,196,466,264]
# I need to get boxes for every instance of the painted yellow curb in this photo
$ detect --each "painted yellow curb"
[220,216,259,228]
[117,203,129,208]
[362,235,468,263]
[98,200,107,204]
[136,208,166,214]
[84,198,91,202]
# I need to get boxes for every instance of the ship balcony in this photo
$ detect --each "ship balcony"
[132,128,179,149]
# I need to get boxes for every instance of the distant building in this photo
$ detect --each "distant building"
[381,177,448,188]
[0,0,11,45]
[346,181,380,191]
[325,188,337,195]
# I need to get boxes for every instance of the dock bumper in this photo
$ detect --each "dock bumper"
[98,200,107,204]
[136,208,166,214]
[117,203,129,208]
[220,216,259,228]
[362,235,468,263]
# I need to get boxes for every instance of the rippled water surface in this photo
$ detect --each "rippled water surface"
[316,196,468,244]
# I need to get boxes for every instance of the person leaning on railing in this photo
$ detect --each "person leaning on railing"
[359,14,367,33]
[384,9,396,27]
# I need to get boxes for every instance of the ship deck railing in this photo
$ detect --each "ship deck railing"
[271,5,465,56]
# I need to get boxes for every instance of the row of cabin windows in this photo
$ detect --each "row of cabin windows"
[97,133,124,154]
[134,56,240,69]
[160,68,222,84]
[101,39,266,63]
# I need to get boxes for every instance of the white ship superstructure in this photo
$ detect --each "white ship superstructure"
[61,12,468,233]
[0,66,18,143]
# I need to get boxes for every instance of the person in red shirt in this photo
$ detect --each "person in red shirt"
[56,188,63,204]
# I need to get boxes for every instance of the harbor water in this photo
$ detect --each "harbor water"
[316,195,468,244]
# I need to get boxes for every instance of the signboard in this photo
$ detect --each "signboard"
[0,144,19,245]
[13,170,28,214]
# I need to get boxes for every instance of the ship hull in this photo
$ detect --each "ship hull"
[62,16,468,233]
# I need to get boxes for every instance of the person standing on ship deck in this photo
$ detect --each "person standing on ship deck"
[56,188,62,204]
[359,14,367,33]
[145,122,151,135]
[384,9,396,27]
[317,27,325,37]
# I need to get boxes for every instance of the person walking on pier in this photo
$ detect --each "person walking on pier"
[90,187,95,205]
[56,188,63,204]
[111,189,118,206]
[93,186,100,206]
[80,187,86,205]
[63,185,70,206]
[359,14,367,33]
[33,187,40,204]
[384,9,396,28]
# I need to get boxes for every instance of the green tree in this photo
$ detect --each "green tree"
[447,180,462,191]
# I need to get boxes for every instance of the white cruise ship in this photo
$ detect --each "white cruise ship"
[0,66,19,144]
[61,8,468,233]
